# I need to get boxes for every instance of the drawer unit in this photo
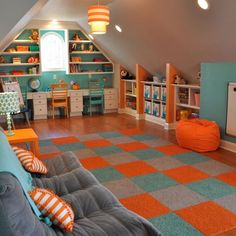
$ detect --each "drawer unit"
[104,89,118,112]
[32,93,47,100]
[104,99,117,109]
[70,91,83,116]
[70,101,83,112]
[33,104,47,116]
[70,90,83,97]
[104,88,116,95]
[32,93,47,120]
[70,96,82,102]
[33,99,47,105]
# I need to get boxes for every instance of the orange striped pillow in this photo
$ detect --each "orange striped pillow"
[12,146,48,174]
[29,188,74,232]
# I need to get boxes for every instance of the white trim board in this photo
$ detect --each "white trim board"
[220,140,236,153]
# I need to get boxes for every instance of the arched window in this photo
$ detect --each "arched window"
[41,32,66,71]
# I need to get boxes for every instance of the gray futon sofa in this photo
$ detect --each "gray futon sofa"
[0,132,162,235]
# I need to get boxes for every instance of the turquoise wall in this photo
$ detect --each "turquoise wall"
[200,63,236,143]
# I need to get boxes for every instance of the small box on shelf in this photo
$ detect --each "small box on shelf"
[153,102,160,117]
[144,100,152,114]
[152,86,160,100]
[144,85,151,99]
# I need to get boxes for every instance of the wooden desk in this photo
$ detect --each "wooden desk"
[6,128,40,157]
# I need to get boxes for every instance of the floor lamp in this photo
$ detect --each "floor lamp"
[0,92,20,136]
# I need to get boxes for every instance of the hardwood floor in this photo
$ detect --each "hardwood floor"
[3,113,236,236]
[11,113,236,168]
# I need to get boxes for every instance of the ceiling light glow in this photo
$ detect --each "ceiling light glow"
[115,25,122,33]
[197,0,209,10]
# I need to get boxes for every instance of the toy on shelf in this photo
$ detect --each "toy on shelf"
[120,69,133,80]
[72,33,81,41]
[0,56,5,64]
[28,57,39,63]
[29,30,39,42]
[174,74,186,84]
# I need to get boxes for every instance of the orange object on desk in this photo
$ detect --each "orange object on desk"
[6,128,40,157]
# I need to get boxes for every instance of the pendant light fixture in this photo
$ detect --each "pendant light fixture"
[88,1,110,35]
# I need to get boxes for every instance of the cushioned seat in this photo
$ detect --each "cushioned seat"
[33,155,160,235]
[176,119,220,152]
[0,149,161,235]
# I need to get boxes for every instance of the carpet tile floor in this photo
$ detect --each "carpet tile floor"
[39,128,236,236]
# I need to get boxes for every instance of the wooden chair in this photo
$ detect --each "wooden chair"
[51,83,69,119]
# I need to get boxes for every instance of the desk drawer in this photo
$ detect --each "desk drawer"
[105,94,117,100]
[32,93,47,99]
[33,99,47,105]
[70,91,83,97]
[70,96,82,102]
[71,102,83,112]
[104,88,117,95]
[34,104,47,115]
[105,99,118,109]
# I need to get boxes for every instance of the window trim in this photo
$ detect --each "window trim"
[40,31,66,72]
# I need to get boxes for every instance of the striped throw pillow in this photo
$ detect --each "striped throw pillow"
[29,188,74,232]
[12,146,48,174]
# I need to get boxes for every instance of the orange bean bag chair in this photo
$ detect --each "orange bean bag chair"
[176,119,220,152]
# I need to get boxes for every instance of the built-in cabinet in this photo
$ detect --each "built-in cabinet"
[67,29,114,75]
[173,84,200,122]
[0,29,40,79]
[142,81,166,125]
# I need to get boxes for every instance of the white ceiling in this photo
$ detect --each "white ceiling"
[31,0,236,81]
[34,0,113,21]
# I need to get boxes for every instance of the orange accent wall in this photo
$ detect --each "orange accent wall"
[136,64,151,114]
[119,65,126,109]
[166,63,179,124]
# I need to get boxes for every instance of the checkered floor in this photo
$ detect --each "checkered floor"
[40,128,236,236]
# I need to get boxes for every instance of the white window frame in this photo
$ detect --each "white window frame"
[40,32,66,72]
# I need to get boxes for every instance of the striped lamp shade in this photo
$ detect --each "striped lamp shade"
[88,5,110,34]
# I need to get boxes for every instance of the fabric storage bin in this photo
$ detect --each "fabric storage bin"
[144,85,151,98]
[29,45,39,51]
[16,46,29,51]
[144,100,152,114]
[153,102,160,117]
[152,86,160,100]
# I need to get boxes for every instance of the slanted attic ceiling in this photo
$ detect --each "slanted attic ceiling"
[30,0,236,80]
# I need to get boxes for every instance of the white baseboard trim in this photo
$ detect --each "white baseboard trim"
[164,122,176,130]
[118,108,125,114]
[220,140,236,153]
[136,114,145,120]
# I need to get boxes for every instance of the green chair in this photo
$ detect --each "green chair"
[89,79,104,116]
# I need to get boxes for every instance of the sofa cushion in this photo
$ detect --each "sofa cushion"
[29,188,74,232]
[33,156,161,236]
[12,146,48,174]
[0,173,56,236]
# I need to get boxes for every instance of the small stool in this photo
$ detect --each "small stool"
[176,119,220,152]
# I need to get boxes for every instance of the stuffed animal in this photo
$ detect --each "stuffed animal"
[174,74,186,84]
[29,30,39,41]
[0,56,5,64]
[72,33,81,41]
[120,69,133,80]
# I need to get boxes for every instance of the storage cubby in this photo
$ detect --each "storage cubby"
[174,84,200,121]
[142,81,166,125]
